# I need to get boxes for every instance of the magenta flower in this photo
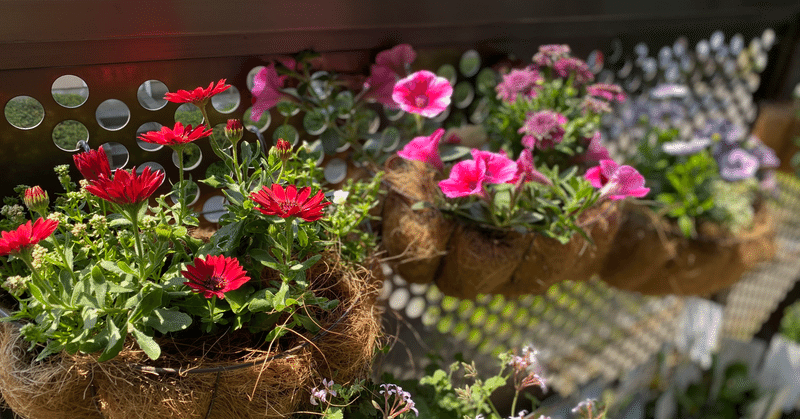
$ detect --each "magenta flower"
[364,64,399,108]
[553,57,594,85]
[585,159,650,201]
[584,132,611,162]
[250,62,288,121]
[581,97,612,115]
[438,159,487,198]
[397,128,445,171]
[516,149,552,185]
[470,149,518,184]
[518,110,568,150]
[392,70,453,118]
[586,83,626,103]
[495,68,543,103]
[375,44,416,76]
[532,44,571,67]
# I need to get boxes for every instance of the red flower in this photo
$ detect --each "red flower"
[73,147,112,182]
[164,79,231,105]
[392,70,453,118]
[0,218,59,257]
[250,184,330,222]
[137,122,213,147]
[84,166,165,207]
[224,119,243,143]
[182,255,250,299]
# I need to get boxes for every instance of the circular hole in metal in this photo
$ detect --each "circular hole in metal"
[432,106,450,123]
[658,46,672,65]
[99,142,129,170]
[587,50,604,74]
[201,195,227,223]
[276,100,301,117]
[710,30,725,50]
[136,122,164,151]
[205,161,230,180]
[696,39,711,60]
[210,122,231,151]
[607,38,623,64]
[381,127,401,152]
[243,106,270,133]
[761,28,776,50]
[5,96,44,130]
[673,36,689,56]
[459,50,481,77]
[169,180,200,206]
[172,143,202,171]
[384,105,405,121]
[452,82,474,109]
[303,109,328,136]
[52,75,89,108]
[96,99,130,131]
[405,297,426,319]
[634,42,648,57]
[355,108,380,135]
[323,158,347,184]
[729,33,745,55]
[469,96,491,124]
[303,140,325,166]
[437,64,457,85]
[616,60,633,79]
[137,80,168,111]
[641,57,658,81]
[135,162,166,186]
[52,120,88,151]
[174,103,203,126]
[211,85,240,114]
[273,124,299,146]
[388,288,410,311]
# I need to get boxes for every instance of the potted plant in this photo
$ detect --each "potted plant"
[381,45,646,298]
[600,89,778,296]
[0,80,383,419]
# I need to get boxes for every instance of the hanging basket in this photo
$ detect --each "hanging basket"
[599,204,777,296]
[0,256,382,419]
[381,157,621,299]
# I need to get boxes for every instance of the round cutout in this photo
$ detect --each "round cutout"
[136,162,166,186]
[96,99,130,131]
[201,195,227,223]
[52,120,88,151]
[174,103,203,126]
[137,80,169,111]
[172,143,202,171]
[51,75,89,108]
[5,96,44,130]
[170,180,200,206]
[459,50,481,77]
[99,142,129,170]
[136,122,164,151]
[243,106,271,133]
[211,85,240,114]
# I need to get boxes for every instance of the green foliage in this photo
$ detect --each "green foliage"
[4,96,44,128]
[781,300,800,344]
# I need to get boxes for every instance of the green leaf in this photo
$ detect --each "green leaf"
[250,248,278,265]
[129,287,164,323]
[145,308,192,334]
[273,282,289,311]
[297,228,308,248]
[131,327,161,360]
[440,145,471,162]
[293,313,321,334]
[224,286,253,314]
[107,214,132,228]
[97,316,127,362]
[90,266,109,304]
[248,289,276,313]
[678,215,695,238]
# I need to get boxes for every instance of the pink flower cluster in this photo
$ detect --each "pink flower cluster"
[518,110,568,150]
[585,159,649,200]
[586,83,626,103]
[532,44,571,67]
[496,68,543,103]
[553,57,594,85]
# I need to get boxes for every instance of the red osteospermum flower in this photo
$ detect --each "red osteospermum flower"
[73,147,112,182]
[182,255,250,299]
[0,218,59,257]
[84,166,165,207]
[164,79,231,105]
[137,122,213,147]
[250,184,330,222]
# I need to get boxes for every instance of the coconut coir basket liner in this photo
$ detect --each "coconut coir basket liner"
[0,256,382,419]
[381,158,621,299]
[599,204,777,296]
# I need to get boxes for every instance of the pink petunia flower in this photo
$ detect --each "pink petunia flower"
[364,64,399,108]
[375,44,416,77]
[495,68,543,103]
[392,70,453,118]
[583,132,612,162]
[250,62,289,121]
[438,159,488,198]
[396,128,445,171]
[585,159,650,201]
[470,149,518,184]
[516,149,552,185]
[518,110,568,150]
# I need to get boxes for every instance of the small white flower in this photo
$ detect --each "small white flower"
[332,190,349,205]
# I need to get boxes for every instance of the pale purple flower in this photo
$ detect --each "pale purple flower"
[471,149,518,184]
[661,138,712,156]
[553,57,594,85]
[585,159,650,200]
[747,135,780,168]
[532,44,571,67]
[510,346,548,392]
[648,100,686,128]
[586,83,626,103]
[518,110,568,150]
[717,149,759,181]
[699,119,745,145]
[581,97,612,115]
[508,410,528,419]
[397,128,444,171]
[379,383,418,418]
[496,68,543,103]
[572,399,596,414]
[516,149,552,185]
[650,83,690,100]
[310,378,337,406]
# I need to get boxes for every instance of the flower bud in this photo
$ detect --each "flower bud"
[273,138,292,161]
[23,186,49,215]
[224,119,243,145]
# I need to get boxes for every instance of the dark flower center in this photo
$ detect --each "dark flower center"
[203,275,227,291]
[415,95,429,108]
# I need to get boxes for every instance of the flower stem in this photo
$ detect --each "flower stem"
[175,146,187,226]
[207,297,216,331]
[414,113,423,135]
[51,227,78,284]
[510,390,520,419]
[129,207,146,281]
[283,218,294,273]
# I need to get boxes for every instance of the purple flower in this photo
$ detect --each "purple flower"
[379,384,418,417]
[532,44,571,67]
[699,119,744,145]
[650,83,690,100]
[747,135,780,168]
[717,149,759,181]
[496,68,543,103]
[661,138,712,156]
[648,100,686,128]
[553,57,594,85]
[518,110,568,150]
[310,378,337,406]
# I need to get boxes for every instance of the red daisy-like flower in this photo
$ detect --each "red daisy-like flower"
[84,166,165,207]
[182,255,251,299]
[0,218,59,257]
[164,79,231,105]
[250,184,330,222]
[73,147,112,182]
[137,122,213,147]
